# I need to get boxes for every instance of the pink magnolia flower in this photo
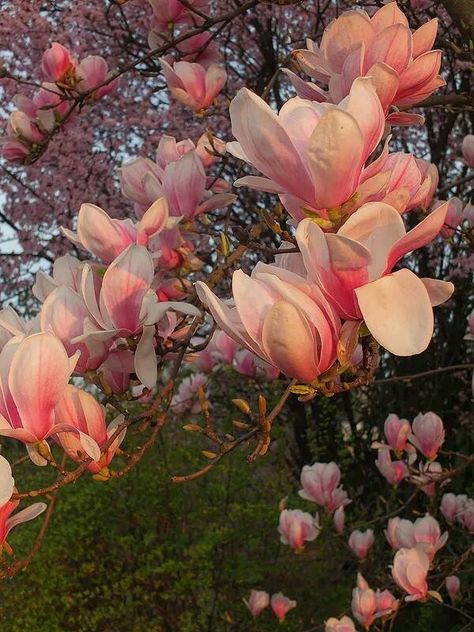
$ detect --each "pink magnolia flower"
[458,499,474,532]
[0,306,37,352]
[462,135,474,168]
[33,254,85,303]
[0,137,30,163]
[291,3,444,123]
[62,198,171,264]
[392,547,430,601]
[440,493,465,522]
[245,589,269,617]
[375,449,408,485]
[334,506,345,533]
[385,516,447,561]
[120,148,235,220]
[325,616,356,632]
[0,494,47,548]
[228,78,403,222]
[384,413,411,453]
[8,111,45,144]
[351,573,377,629]
[271,593,297,622]
[375,589,399,618]
[160,59,227,112]
[409,412,445,459]
[233,349,280,380]
[348,529,374,559]
[299,461,350,512]
[171,373,207,415]
[434,197,465,238]
[278,509,320,551]
[446,575,460,601]
[0,332,92,457]
[54,385,126,474]
[42,42,74,82]
[196,263,340,383]
[296,201,454,356]
[76,56,119,98]
[76,245,200,388]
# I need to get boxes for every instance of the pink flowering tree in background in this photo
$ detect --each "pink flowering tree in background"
[0,0,473,629]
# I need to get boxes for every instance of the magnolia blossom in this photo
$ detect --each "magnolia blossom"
[375,589,399,618]
[62,198,172,264]
[418,461,443,497]
[436,197,465,238]
[270,593,297,621]
[0,332,104,463]
[348,529,374,559]
[120,138,234,220]
[457,498,474,532]
[296,202,454,355]
[440,493,466,522]
[42,42,74,82]
[446,575,460,601]
[299,461,350,512]
[278,509,320,551]
[196,263,340,383]
[351,573,377,629]
[228,78,435,222]
[54,385,126,474]
[392,547,430,601]
[245,589,269,617]
[375,449,408,485]
[385,515,447,561]
[325,616,356,632]
[409,412,445,459]
[462,135,474,168]
[170,373,207,415]
[290,3,444,122]
[160,59,227,112]
[384,413,411,453]
[147,0,208,32]
[74,245,200,388]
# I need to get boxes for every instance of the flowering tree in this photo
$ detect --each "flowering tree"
[0,0,473,629]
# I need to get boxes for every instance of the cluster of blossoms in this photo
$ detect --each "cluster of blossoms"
[441,493,474,533]
[245,589,297,622]
[1,43,118,163]
[374,411,446,490]
[146,0,227,112]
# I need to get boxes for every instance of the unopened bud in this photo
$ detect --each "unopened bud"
[232,399,251,415]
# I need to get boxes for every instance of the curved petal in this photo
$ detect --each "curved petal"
[365,23,412,74]
[420,278,454,306]
[307,109,364,209]
[355,269,434,356]
[412,19,438,58]
[0,456,14,507]
[77,204,134,263]
[134,325,157,389]
[5,503,47,536]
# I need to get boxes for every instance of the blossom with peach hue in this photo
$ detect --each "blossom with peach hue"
[296,202,453,356]
[120,141,235,221]
[75,56,119,98]
[385,515,447,561]
[196,263,340,383]
[62,198,172,264]
[32,254,85,303]
[334,506,345,533]
[446,576,460,601]
[245,589,269,617]
[0,492,46,549]
[433,197,465,238]
[375,449,408,485]
[75,245,200,388]
[171,373,207,415]
[0,307,38,352]
[299,462,351,512]
[147,0,208,33]
[392,547,430,601]
[325,616,356,632]
[409,412,445,459]
[98,349,134,395]
[418,461,443,497]
[42,42,74,82]
[278,509,320,551]
[54,385,126,474]
[348,529,374,559]
[0,332,91,458]
[290,3,444,123]
[160,59,227,112]
[270,593,297,621]
[440,493,464,522]
[351,573,377,629]
[462,135,474,168]
[375,589,399,618]
[384,414,411,453]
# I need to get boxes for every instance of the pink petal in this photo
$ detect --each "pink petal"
[412,19,438,58]
[365,23,412,74]
[420,278,454,306]
[355,269,434,356]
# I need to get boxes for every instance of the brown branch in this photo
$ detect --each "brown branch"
[372,363,474,385]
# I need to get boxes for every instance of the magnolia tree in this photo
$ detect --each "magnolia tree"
[0,0,473,629]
